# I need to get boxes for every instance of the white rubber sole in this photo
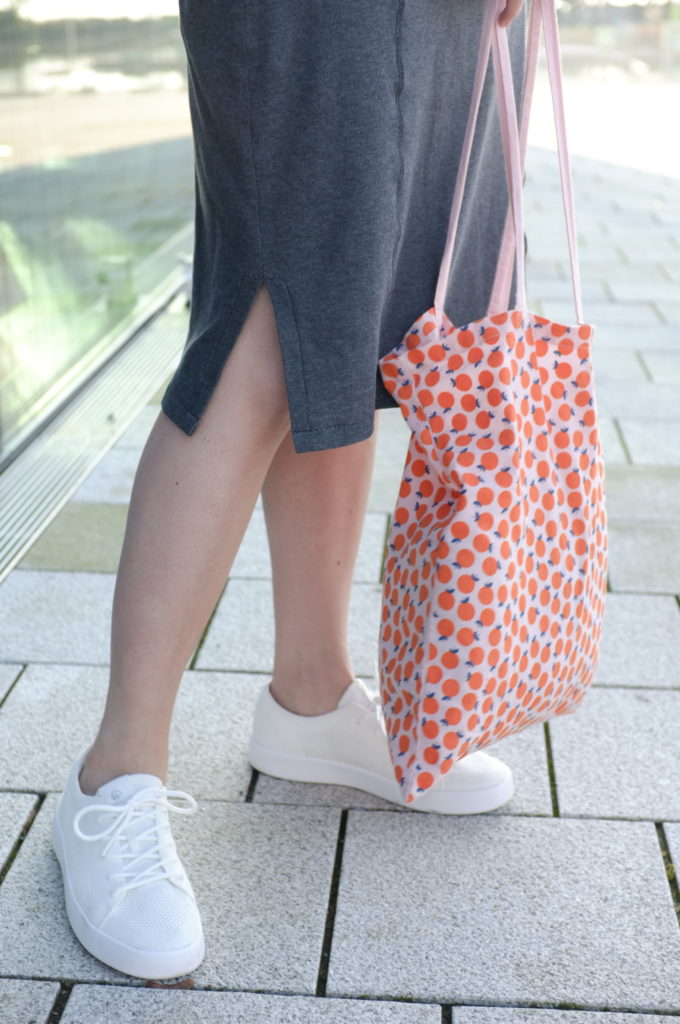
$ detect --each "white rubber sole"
[248,736,514,814]
[52,808,205,980]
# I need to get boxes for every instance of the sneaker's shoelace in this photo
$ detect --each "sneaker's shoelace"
[73,787,197,898]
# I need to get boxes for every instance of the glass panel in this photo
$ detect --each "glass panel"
[0,1,193,461]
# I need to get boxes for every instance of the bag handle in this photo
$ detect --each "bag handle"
[433,0,586,328]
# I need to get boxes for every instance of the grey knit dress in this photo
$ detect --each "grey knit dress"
[161,0,526,454]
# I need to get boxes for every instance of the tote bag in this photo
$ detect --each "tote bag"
[377,0,608,806]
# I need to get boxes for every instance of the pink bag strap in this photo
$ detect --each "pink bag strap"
[433,0,586,328]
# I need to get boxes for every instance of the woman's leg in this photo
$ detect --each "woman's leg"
[261,418,379,717]
[80,285,291,794]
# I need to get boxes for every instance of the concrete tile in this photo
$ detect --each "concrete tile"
[550,688,680,820]
[0,795,120,982]
[0,664,261,801]
[0,662,22,702]
[61,986,440,1023]
[596,380,680,419]
[591,348,649,383]
[641,351,680,385]
[327,813,680,1008]
[18,503,127,572]
[0,570,114,664]
[657,301,680,326]
[231,509,386,584]
[525,277,609,302]
[617,420,680,466]
[254,713,552,818]
[369,409,411,515]
[589,324,679,351]
[594,593,680,689]
[597,418,628,465]
[454,1010,680,1024]
[196,580,382,677]
[604,465,680,523]
[0,796,340,991]
[71,448,139,504]
[0,793,39,869]
[546,302,662,327]
[0,980,60,1024]
[113,404,161,450]
[609,281,680,304]
[607,521,680,594]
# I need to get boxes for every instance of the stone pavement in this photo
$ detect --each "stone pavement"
[1,141,680,1022]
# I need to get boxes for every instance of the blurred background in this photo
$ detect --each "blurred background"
[0,0,678,467]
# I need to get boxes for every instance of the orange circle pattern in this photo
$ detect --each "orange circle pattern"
[379,306,609,805]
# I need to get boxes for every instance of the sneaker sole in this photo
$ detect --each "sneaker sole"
[249,736,514,814]
[52,806,205,980]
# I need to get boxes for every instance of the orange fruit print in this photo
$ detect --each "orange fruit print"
[379,305,608,805]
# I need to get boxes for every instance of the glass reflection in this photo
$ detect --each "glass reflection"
[0,1,192,460]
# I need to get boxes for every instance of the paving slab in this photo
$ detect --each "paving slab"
[586,324,679,351]
[18,502,128,572]
[0,796,339,992]
[231,508,387,584]
[657,301,680,326]
[195,579,382,677]
[616,420,680,466]
[594,592,680,688]
[590,348,649,384]
[606,521,680,594]
[641,351,680,385]
[595,380,680,419]
[0,662,22,703]
[549,688,680,820]
[0,793,39,872]
[254,721,552,818]
[596,419,628,464]
[71,447,141,504]
[0,570,114,664]
[0,979,60,1024]
[61,986,440,1023]
[369,409,411,515]
[603,465,680,523]
[545,302,663,328]
[0,664,263,801]
[454,1010,680,1024]
[113,404,161,450]
[327,812,680,1008]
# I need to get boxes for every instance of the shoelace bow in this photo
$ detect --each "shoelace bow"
[73,787,197,898]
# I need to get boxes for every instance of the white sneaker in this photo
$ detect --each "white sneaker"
[248,678,514,814]
[52,751,205,979]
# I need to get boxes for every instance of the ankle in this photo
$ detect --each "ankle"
[79,743,168,796]
[269,670,355,717]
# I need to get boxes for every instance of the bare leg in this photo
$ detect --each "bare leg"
[80,285,291,794]
[262,419,378,717]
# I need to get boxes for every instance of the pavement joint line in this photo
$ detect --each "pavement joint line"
[0,663,28,711]
[655,822,680,929]
[187,578,230,671]
[3,974,680,1015]
[244,767,259,803]
[635,350,655,383]
[0,792,44,889]
[610,418,633,465]
[441,1005,453,1024]
[46,983,73,1024]
[380,511,391,585]
[543,723,560,818]
[315,808,348,998]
